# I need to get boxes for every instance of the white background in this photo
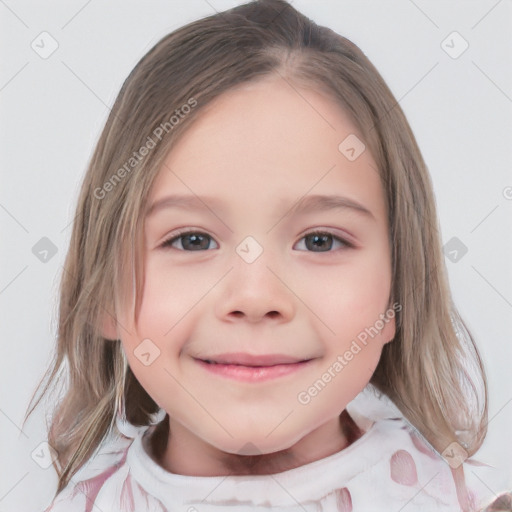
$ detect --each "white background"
[1,1,511,510]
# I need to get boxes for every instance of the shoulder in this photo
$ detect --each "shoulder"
[336,416,480,510]
[42,429,166,512]
[345,390,484,511]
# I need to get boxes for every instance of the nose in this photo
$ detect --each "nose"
[215,250,295,324]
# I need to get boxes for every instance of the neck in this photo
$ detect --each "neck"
[147,410,363,476]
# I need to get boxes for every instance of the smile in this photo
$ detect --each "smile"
[194,355,314,382]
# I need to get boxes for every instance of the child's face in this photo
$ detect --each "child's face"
[116,75,395,472]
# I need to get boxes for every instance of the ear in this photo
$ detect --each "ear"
[381,315,396,345]
[99,311,119,341]
[379,300,398,345]
[379,296,400,345]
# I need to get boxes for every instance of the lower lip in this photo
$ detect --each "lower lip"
[194,359,313,382]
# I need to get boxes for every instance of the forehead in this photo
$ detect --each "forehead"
[147,76,386,222]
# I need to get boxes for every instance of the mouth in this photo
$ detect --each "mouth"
[197,352,311,367]
[193,353,315,382]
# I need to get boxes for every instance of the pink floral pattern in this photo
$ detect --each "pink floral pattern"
[71,449,129,512]
[46,443,168,512]
[335,487,353,511]
[389,450,418,486]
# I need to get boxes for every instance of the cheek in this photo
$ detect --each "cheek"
[300,255,392,336]
[135,261,199,338]
[117,265,192,392]
[119,317,186,413]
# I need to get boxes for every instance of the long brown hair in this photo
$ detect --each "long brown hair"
[24,0,487,497]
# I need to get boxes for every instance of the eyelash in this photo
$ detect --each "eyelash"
[159,228,355,252]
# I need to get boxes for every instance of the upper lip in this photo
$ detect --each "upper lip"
[196,353,311,367]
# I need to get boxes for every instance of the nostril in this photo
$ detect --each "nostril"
[229,310,279,319]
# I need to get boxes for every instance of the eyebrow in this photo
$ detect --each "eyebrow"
[146,194,375,221]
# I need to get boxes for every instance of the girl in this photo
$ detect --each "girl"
[25,0,492,510]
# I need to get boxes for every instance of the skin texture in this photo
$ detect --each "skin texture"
[106,74,396,476]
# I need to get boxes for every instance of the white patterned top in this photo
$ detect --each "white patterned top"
[43,389,488,512]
